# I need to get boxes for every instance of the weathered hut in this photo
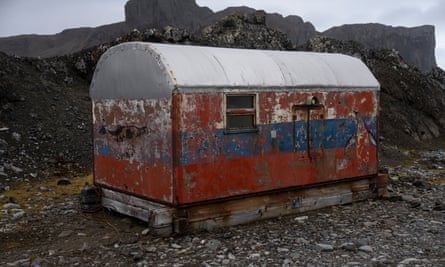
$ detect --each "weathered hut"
[90,42,386,234]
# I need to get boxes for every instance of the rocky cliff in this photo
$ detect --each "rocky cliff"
[266,13,316,46]
[322,24,436,72]
[124,0,212,30]
[0,0,437,72]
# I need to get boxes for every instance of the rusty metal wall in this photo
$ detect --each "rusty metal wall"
[174,90,379,204]
[92,98,174,204]
[92,90,378,206]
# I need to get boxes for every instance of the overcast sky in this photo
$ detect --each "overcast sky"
[0,0,443,69]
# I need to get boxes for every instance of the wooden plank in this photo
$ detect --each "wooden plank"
[102,197,151,223]
[102,188,168,209]
[101,189,174,235]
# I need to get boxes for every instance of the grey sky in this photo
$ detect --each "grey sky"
[0,0,443,69]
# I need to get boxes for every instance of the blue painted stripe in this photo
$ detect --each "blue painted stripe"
[94,117,376,166]
[180,117,375,166]
[94,135,172,164]
[97,144,111,157]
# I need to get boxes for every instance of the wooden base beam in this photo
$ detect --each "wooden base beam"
[100,174,387,235]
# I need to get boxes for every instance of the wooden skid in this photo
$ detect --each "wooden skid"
[101,188,175,235]
[101,175,387,235]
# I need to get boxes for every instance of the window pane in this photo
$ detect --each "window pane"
[227,95,254,109]
[227,115,254,129]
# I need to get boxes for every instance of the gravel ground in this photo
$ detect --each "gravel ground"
[1,149,444,267]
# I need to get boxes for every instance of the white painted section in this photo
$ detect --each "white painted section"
[327,108,337,119]
[271,130,277,138]
[90,42,379,99]
[272,102,290,123]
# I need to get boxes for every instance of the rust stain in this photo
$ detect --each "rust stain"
[183,171,197,195]
[254,162,272,187]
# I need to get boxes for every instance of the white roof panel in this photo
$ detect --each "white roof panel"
[90,42,379,99]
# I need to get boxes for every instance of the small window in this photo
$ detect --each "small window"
[226,95,256,132]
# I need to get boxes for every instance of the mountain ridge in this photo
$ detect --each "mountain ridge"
[0,0,438,72]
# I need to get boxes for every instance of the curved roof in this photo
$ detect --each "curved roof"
[90,42,379,99]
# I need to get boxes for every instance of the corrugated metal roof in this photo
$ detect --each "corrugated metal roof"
[90,42,379,99]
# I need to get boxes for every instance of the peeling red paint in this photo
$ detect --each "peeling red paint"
[95,155,173,203]
[169,90,379,204]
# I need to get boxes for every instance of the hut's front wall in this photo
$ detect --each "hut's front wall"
[174,89,379,204]
[92,98,174,204]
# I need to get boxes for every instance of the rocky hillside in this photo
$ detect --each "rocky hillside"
[0,0,437,72]
[1,11,444,187]
[0,52,92,182]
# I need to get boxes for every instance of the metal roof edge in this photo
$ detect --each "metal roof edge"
[173,85,380,94]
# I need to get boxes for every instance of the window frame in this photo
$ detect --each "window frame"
[224,94,258,134]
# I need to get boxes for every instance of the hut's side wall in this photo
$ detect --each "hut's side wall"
[92,98,174,204]
[174,89,379,204]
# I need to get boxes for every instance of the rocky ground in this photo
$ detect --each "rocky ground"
[0,11,445,267]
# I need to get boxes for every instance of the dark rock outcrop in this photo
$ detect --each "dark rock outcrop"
[125,0,212,30]
[202,11,293,50]
[202,6,316,46]
[322,23,436,72]
[265,13,316,46]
